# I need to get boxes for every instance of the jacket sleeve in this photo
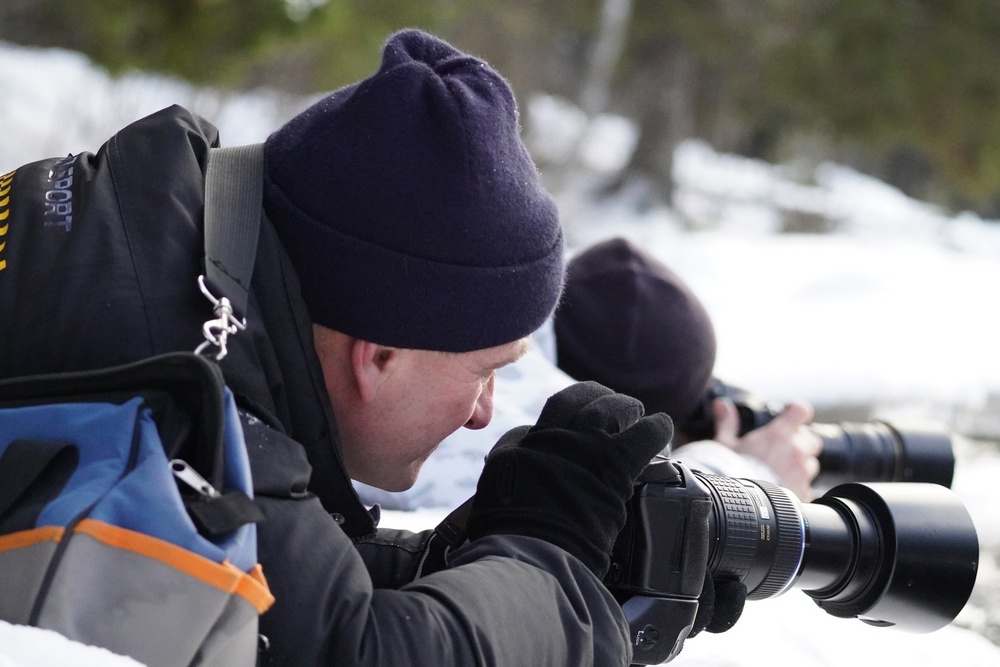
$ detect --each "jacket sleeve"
[354,527,438,589]
[247,421,632,667]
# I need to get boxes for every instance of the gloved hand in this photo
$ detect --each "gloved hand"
[466,381,673,579]
[690,573,747,636]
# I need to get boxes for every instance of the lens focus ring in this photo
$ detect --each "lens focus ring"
[747,479,805,599]
[701,474,805,599]
[704,475,762,581]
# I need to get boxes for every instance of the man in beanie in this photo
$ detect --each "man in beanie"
[554,237,821,500]
[0,30,670,666]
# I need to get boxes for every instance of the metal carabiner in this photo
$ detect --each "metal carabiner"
[194,275,246,361]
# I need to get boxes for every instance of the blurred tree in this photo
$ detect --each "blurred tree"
[600,0,747,206]
[759,0,1000,213]
[5,0,1000,215]
[245,0,465,92]
[0,0,300,88]
[588,0,1000,216]
[0,0,564,93]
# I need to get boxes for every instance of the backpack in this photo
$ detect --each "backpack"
[0,144,272,667]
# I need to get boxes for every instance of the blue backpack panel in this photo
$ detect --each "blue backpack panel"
[0,352,272,667]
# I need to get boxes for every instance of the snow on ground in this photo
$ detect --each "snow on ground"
[0,622,144,667]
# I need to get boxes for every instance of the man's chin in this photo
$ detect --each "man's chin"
[357,473,419,494]
[379,481,415,493]
[351,456,429,494]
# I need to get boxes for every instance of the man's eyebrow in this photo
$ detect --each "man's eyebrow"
[502,340,531,367]
[485,340,529,372]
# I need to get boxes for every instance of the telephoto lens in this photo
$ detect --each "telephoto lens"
[609,459,979,665]
[809,420,954,488]
[699,472,978,627]
[683,379,957,488]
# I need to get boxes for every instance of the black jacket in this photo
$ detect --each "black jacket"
[0,106,631,665]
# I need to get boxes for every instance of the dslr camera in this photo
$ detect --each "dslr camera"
[605,457,979,665]
[680,378,956,488]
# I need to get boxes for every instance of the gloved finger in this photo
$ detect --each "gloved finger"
[534,381,616,430]
[706,579,746,633]
[610,412,675,473]
[486,425,533,459]
[690,570,716,638]
[570,392,645,435]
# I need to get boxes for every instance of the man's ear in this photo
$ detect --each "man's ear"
[351,339,397,404]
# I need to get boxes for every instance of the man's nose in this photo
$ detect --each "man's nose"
[466,374,495,430]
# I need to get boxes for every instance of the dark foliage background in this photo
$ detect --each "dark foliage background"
[5,0,1000,216]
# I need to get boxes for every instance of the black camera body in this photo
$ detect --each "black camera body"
[604,458,711,664]
[681,379,956,488]
[606,457,980,665]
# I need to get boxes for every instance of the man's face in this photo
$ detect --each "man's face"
[322,333,530,492]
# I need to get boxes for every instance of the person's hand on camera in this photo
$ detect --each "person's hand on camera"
[466,381,673,579]
[713,397,821,501]
[691,573,747,637]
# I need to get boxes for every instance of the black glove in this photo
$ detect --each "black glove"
[466,381,673,579]
[690,573,747,637]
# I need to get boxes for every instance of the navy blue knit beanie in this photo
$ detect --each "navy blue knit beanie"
[553,238,717,422]
[262,29,564,352]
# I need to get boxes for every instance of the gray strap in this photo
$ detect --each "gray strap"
[203,144,264,320]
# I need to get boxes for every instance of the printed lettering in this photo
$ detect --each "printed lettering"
[43,156,74,232]
[45,202,72,216]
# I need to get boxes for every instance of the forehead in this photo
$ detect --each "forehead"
[440,337,529,370]
[478,337,530,366]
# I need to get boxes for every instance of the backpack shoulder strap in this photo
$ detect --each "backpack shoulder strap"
[202,143,264,322]
[197,144,264,359]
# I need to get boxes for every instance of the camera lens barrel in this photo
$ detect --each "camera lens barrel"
[699,474,804,600]
[612,461,979,664]
[812,421,955,488]
[806,482,979,631]
[812,422,901,485]
[709,377,957,488]
[695,471,979,631]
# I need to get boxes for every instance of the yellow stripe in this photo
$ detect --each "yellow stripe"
[0,196,7,207]
[75,519,274,612]
[0,259,6,271]
[0,185,9,196]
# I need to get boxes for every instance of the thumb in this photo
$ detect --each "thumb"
[712,397,741,447]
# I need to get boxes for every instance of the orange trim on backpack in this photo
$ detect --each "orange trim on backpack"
[230,562,276,614]
[0,525,65,552]
[75,519,273,612]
